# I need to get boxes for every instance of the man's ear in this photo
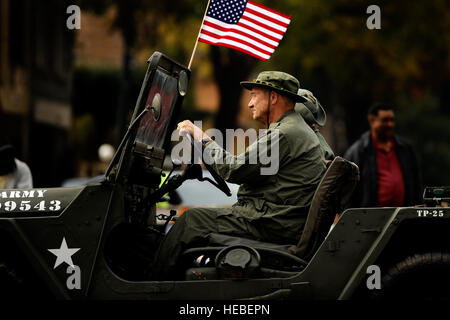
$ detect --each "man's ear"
[270,91,278,105]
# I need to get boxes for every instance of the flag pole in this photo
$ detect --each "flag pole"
[188,0,211,69]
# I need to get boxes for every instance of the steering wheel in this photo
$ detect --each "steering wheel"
[184,132,232,197]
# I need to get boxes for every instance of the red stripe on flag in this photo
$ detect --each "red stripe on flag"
[240,14,285,37]
[202,20,277,49]
[199,37,269,61]
[200,29,273,56]
[247,0,291,20]
[203,19,280,44]
[245,7,290,28]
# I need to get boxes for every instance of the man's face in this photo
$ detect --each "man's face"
[248,87,269,123]
[369,109,395,141]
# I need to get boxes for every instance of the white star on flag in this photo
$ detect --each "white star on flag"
[48,237,80,269]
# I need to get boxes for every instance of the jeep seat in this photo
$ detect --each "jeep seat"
[182,156,359,275]
[291,156,359,260]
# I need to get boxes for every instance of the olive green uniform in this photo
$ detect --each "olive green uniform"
[295,95,335,161]
[206,109,325,241]
[311,126,335,161]
[153,110,326,279]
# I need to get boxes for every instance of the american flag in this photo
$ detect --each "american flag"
[198,0,291,61]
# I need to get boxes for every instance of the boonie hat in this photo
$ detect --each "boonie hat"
[240,71,307,102]
[295,89,327,126]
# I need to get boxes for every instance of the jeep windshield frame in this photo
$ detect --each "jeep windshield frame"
[113,52,190,184]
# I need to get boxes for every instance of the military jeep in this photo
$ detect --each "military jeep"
[1,52,450,300]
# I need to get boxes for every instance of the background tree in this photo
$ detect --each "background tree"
[259,0,450,185]
[76,0,450,186]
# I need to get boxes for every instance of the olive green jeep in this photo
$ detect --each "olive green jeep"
[1,52,449,300]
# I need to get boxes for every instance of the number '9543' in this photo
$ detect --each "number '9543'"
[0,200,62,212]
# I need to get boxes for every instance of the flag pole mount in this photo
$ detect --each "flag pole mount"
[188,0,212,69]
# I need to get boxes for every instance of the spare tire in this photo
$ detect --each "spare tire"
[372,252,450,300]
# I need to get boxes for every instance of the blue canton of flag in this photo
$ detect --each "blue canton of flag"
[206,0,247,24]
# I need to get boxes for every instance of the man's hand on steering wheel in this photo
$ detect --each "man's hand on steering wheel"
[177,120,231,196]
[177,120,210,142]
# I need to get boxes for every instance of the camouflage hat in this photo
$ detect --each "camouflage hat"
[295,89,327,126]
[240,71,307,102]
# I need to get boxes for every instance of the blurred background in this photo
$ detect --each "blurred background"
[0,0,449,187]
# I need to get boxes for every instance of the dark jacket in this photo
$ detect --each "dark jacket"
[344,131,423,208]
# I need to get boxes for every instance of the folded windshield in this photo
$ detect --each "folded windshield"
[135,68,178,149]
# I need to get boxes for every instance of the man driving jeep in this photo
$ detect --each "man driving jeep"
[151,71,326,280]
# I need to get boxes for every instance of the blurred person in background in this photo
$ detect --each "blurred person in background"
[0,138,33,189]
[344,103,422,208]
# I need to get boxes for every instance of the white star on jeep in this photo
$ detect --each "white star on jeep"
[48,237,80,269]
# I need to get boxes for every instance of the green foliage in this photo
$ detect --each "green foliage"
[71,114,97,160]
[74,0,450,185]
[70,66,146,155]
[258,0,450,185]
[396,95,450,186]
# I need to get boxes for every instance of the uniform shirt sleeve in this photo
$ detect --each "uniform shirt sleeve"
[203,129,290,185]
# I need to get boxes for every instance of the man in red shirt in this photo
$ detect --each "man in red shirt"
[344,104,422,207]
